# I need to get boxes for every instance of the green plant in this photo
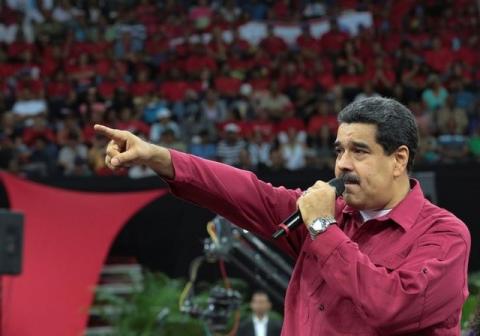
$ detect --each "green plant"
[95,272,204,336]
[462,272,480,331]
[95,272,257,336]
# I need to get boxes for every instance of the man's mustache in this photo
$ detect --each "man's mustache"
[340,173,360,184]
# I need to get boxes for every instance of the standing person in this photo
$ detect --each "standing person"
[94,97,470,335]
[216,123,246,167]
[237,291,282,336]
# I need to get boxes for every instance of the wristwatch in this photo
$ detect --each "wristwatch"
[308,216,337,239]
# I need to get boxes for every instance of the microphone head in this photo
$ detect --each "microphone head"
[328,178,345,197]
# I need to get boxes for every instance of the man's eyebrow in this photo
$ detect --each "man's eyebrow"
[333,140,371,150]
[351,141,371,150]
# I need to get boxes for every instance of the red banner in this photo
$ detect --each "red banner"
[0,172,166,336]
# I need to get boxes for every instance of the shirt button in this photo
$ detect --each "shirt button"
[318,304,325,311]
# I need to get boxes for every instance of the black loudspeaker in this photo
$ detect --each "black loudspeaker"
[0,210,23,275]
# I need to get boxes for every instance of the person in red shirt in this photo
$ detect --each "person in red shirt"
[312,59,335,92]
[278,61,316,93]
[185,43,217,75]
[207,27,228,62]
[189,0,213,31]
[308,100,338,136]
[338,63,364,102]
[249,108,276,142]
[296,25,321,59]
[160,68,191,103]
[47,70,72,101]
[319,19,349,56]
[259,25,288,56]
[130,66,156,99]
[97,68,128,100]
[66,52,96,86]
[455,36,479,68]
[424,36,455,74]
[365,57,396,93]
[145,30,170,60]
[214,66,242,99]
[116,106,150,139]
[95,97,470,335]
[228,29,251,55]
[23,115,56,147]
[248,66,271,93]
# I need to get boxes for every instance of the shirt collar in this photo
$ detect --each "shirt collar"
[342,179,424,231]
[253,315,269,324]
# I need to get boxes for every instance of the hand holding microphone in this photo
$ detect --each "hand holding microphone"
[272,178,345,239]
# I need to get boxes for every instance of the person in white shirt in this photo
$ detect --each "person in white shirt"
[237,291,282,336]
[12,88,47,118]
[280,128,306,171]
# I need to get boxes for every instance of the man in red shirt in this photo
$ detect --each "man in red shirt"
[94,97,470,335]
[319,19,349,55]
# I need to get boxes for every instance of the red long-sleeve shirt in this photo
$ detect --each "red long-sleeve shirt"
[166,150,470,335]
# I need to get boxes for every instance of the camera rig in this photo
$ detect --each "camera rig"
[179,216,293,334]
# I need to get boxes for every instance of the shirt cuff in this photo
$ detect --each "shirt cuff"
[165,149,190,183]
[303,225,349,266]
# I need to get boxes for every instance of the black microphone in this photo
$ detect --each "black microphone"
[272,178,345,239]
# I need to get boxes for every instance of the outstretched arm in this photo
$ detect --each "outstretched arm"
[94,124,306,258]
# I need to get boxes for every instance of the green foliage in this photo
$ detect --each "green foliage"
[96,272,204,335]
[95,272,256,336]
[462,295,478,330]
[462,272,480,330]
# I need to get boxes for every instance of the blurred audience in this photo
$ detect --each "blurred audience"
[0,0,478,179]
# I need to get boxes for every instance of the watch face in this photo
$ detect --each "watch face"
[309,217,336,236]
[311,219,326,232]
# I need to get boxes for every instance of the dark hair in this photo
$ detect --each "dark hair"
[251,290,270,300]
[338,97,418,172]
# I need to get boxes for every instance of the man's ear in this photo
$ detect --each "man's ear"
[392,145,409,176]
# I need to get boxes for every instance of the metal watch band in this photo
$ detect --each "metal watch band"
[308,216,337,239]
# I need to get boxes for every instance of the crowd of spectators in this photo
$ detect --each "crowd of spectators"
[0,0,479,178]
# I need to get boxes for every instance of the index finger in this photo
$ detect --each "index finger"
[94,124,125,142]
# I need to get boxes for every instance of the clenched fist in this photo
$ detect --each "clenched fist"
[297,180,337,227]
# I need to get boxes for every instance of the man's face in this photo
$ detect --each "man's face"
[250,293,271,317]
[334,123,401,210]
